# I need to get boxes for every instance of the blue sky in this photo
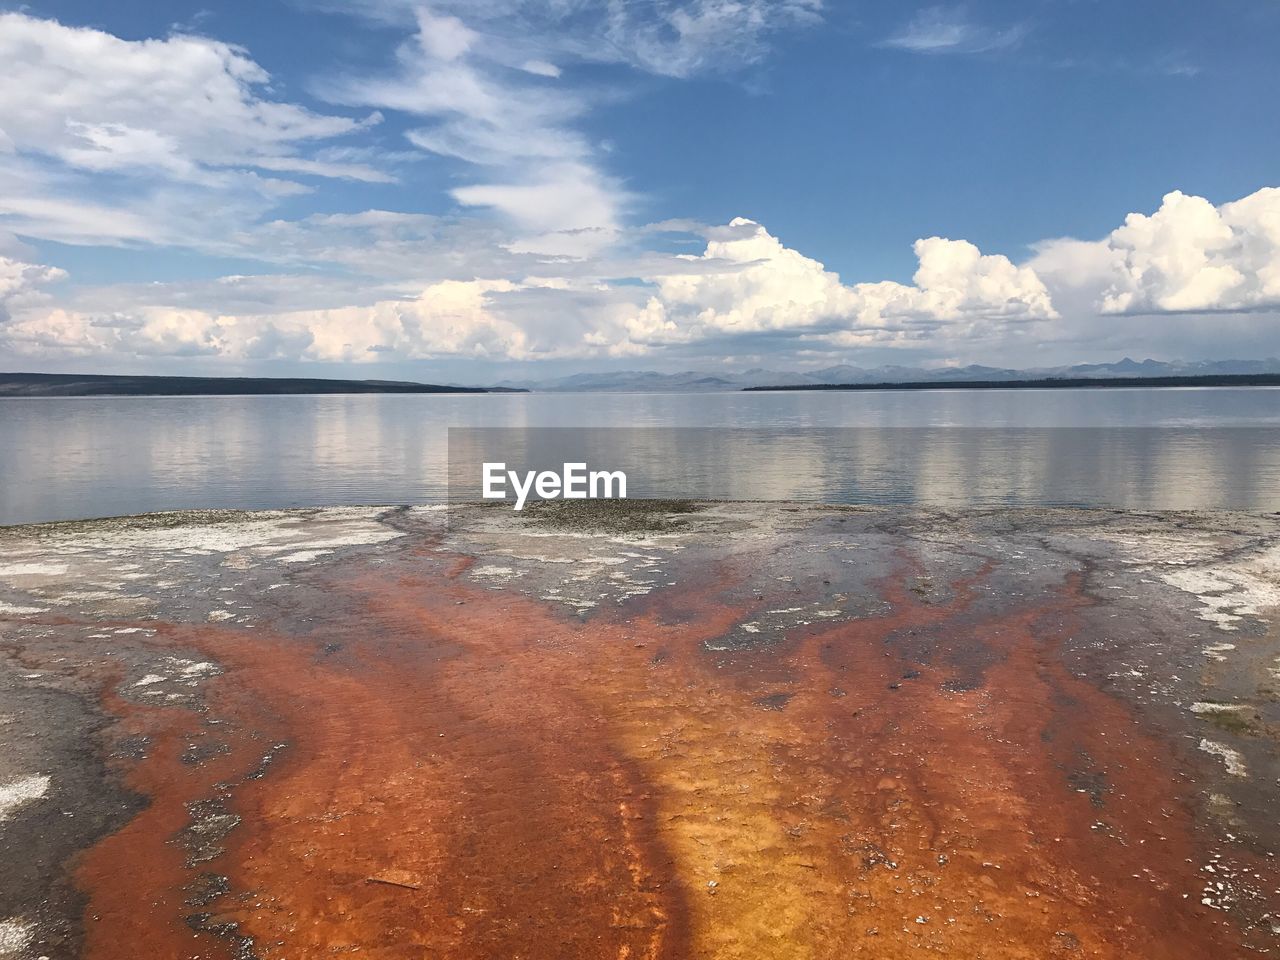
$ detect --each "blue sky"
[0,0,1278,381]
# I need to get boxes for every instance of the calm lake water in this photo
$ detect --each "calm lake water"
[2,388,1278,524]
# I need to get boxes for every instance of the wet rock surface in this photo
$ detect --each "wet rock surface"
[0,502,1278,958]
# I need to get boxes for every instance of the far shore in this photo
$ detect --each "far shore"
[744,373,1280,392]
[0,372,526,397]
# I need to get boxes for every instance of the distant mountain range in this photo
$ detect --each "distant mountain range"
[494,358,1280,392]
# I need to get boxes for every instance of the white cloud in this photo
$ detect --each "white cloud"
[265,280,531,361]
[521,59,562,78]
[320,8,620,255]
[310,0,822,78]
[0,256,64,301]
[892,236,1058,323]
[620,218,1056,348]
[1,279,556,362]
[604,0,824,78]
[322,9,590,169]
[1101,188,1280,313]
[316,1,825,255]
[0,152,300,250]
[0,13,384,186]
[0,255,65,322]
[0,215,1064,365]
[881,6,1028,55]
[1,307,114,357]
[1032,187,1280,315]
[0,13,399,253]
[452,163,626,257]
[232,210,528,279]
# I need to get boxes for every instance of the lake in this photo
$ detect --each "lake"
[2,388,1278,525]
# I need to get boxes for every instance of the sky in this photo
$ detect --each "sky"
[0,0,1278,382]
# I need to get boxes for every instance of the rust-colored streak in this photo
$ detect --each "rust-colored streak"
[73,549,1262,959]
[216,621,689,960]
[75,658,287,960]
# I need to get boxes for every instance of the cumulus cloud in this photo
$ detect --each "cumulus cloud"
[1,279,554,362]
[0,255,65,322]
[1032,187,1280,315]
[1101,189,1280,313]
[620,218,1056,348]
[0,213,1065,364]
[0,256,64,300]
